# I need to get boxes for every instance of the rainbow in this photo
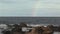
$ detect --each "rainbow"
[32,0,40,17]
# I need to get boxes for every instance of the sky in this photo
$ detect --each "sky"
[0,0,60,17]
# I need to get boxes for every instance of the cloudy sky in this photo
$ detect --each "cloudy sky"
[0,0,60,17]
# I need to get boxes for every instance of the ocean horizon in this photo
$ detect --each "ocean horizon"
[0,17,59,25]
